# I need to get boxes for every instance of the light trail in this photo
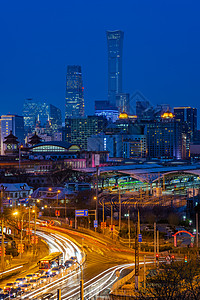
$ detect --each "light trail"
[23,228,153,300]
[60,262,153,300]
[0,265,23,276]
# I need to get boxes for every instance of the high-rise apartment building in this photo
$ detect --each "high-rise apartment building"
[107,30,124,106]
[65,65,84,119]
[174,107,197,141]
[0,115,24,155]
[23,99,62,134]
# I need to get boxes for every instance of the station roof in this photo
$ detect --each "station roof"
[78,163,200,183]
[30,141,80,152]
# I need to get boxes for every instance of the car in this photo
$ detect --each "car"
[37,270,46,276]
[50,272,57,277]
[0,294,9,300]
[40,293,54,300]
[51,266,64,275]
[32,273,39,278]
[40,275,50,283]
[25,274,34,281]
[70,256,77,261]
[29,278,40,288]
[9,287,22,298]
[4,283,14,292]
[15,277,26,286]
[64,260,75,268]
[34,272,43,277]
[21,283,31,293]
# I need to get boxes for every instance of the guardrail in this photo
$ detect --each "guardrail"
[111,268,135,293]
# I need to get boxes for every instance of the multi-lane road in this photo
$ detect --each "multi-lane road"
[1,223,149,299]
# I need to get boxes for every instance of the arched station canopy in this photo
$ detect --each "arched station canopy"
[30,141,80,153]
[88,163,200,183]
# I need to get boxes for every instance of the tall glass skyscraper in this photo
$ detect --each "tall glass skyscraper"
[23,99,62,133]
[65,65,84,119]
[107,30,124,106]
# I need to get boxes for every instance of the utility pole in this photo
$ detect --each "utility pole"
[154,222,156,266]
[157,230,159,269]
[0,186,4,214]
[1,219,5,271]
[95,166,99,232]
[65,195,67,219]
[138,210,140,251]
[196,213,199,249]
[119,187,121,232]
[103,198,105,234]
[28,207,31,244]
[20,216,24,260]
[144,255,146,290]
[80,264,84,300]
[163,175,165,191]
[111,201,113,239]
[128,208,131,248]
[34,206,37,255]
[57,289,61,300]
[135,221,139,291]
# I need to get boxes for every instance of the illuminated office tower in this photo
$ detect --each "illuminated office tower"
[65,65,84,119]
[174,107,197,141]
[23,99,62,134]
[0,115,24,155]
[107,30,124,106]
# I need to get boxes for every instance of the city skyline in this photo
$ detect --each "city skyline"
[1,1,200,122]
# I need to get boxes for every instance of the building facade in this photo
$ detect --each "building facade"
[116,93,130,114]
[95,100,118,122]
[147,112,185,160]
[23,99,62,134]
[107,30,124,106]
[0,115,24,155]
[65,65,84,119]
[174,107,197,141]
[65,116,107,150]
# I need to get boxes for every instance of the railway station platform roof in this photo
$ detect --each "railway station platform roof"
[78,163,200,183]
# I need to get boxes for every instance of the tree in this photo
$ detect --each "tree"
[139,259,200,300]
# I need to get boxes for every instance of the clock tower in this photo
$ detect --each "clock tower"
[3,131,19,155]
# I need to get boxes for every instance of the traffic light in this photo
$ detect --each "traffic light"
[184,255,188,263]
[171,255,175,260]
[156,253,159,261]
[17,244,24,253]
[0,247,6,256]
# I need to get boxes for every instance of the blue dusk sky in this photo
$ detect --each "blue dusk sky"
[1,0,200,124]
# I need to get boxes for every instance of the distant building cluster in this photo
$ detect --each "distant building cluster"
[0,30,199,166]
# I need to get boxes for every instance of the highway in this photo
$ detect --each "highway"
[24,224,141,299]
[0,223,150,299]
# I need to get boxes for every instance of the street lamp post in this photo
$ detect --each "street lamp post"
[57,190,61,207]
[77,261,84,300]
[1,219,5,270]
[119,186,121,232]
[95,166,99,232]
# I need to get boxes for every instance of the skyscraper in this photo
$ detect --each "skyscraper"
[174,107,197,141]
[0,115,24,155]
[107,30,124,106]
[147,112,186,160]
[23,99,62,134]
[65,65,84,119]
[65,116,107,150]
[116,93,130,113]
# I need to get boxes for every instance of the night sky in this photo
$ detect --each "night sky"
[1,0,200,125]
